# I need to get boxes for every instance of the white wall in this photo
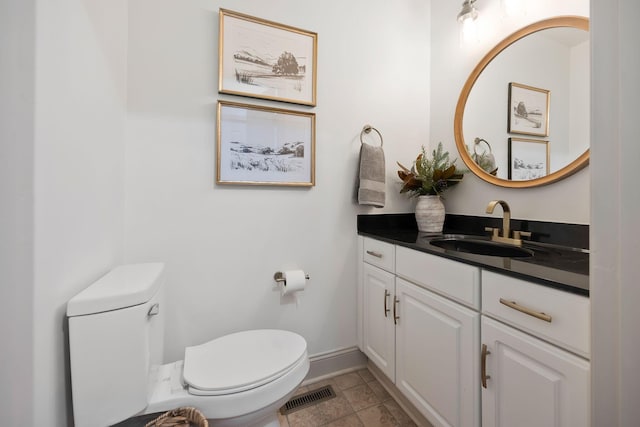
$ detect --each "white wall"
[569,40,590,160]
[0,1,36,425]
[31,0,128,425]
[430,0,590,223]
[124,0,430,362]
[591,0,640,425]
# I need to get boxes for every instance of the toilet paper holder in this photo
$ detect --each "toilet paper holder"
[274,271,310,284]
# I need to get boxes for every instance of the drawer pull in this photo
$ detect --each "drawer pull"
[393,296,400,325]
[366,250,383,259]
[481,344,491,388]
[500,298,552,323]
[383,290,390,317]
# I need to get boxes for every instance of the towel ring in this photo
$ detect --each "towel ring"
[360,125,384,147]
[473,137,492,155]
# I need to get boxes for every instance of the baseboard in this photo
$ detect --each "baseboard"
[303,346,367,385]
[367,361,435,427]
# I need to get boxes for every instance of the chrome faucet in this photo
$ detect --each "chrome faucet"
[485,200,530,246]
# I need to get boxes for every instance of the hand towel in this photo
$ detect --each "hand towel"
[358,143,386,207]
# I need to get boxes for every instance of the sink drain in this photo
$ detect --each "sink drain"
[280,385,337,415]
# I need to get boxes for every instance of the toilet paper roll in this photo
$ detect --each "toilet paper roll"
[281,270,307,296]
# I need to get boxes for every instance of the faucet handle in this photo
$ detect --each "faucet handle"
[513,230,532,240]
[484,227,500,238]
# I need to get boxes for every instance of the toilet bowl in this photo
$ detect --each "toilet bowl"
[67,263,309,427]
[145,329,309,427]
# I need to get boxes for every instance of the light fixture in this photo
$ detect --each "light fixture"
[457,0,479,45]
[457,0,478,24]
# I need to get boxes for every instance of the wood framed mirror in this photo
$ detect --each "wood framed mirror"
[454,16,589,188]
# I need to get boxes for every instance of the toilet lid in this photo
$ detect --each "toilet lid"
[183,329,307,395]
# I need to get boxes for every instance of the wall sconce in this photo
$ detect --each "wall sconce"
[457,0,479,44]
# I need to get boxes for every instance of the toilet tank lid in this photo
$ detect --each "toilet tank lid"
[67,263,165,317]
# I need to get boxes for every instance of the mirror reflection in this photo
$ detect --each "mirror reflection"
[454,17,590,187]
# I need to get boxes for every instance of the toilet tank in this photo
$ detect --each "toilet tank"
[67,263,165,427]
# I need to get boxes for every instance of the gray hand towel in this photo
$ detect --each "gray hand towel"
[358,143,386,207]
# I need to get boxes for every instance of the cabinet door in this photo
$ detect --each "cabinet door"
[395,278,480,427]
[363,263,396,381]
[481,316,590,427]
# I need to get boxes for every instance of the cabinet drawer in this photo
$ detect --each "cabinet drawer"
[363,237,395,273]
[396,246,480,309]
[482,270,590,358]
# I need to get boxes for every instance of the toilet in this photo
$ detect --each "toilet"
[67,263,309,427]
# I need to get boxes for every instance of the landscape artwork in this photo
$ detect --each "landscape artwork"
[217,101,315,186]
[508,137,550,181]
[508,82,550,137]
[219,9,317,106]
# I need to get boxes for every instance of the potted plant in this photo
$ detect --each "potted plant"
[397,142,465,232]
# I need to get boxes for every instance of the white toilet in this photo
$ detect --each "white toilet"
[67,263,309,427]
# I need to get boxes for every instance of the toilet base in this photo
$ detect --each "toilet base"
[144,357,308,427]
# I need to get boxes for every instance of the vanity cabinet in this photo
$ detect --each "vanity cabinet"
[361,237,396,380]
[480,271,590,427]
[481,317,590,427]
[395,277,479,427]
[362,262,396,381]
[360,237,480,427]
[359,235,592,427]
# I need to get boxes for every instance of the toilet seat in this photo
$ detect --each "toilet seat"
[183,329,307,396]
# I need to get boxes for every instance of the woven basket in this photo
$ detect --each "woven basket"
[144,407,209,427]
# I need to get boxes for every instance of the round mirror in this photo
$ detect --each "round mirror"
[454,16,589,188]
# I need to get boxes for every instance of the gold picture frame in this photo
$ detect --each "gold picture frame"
[508,82,550,137]
[508,137,550,180]
[216,100,316,187]
[218,9,318,106]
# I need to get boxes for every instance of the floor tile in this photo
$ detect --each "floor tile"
[356,404,400,427]
[286,405,324,427]
[282,368,414,427]
[293,385,310,396]
[333,372,365,391]
[356,368,375,383]
[313,395,355,425]
[383,400,418,427]
[303,377,339,396]
[278,411,290,427]
[324,413,365,427]
[342,383,381,411]
[368,379,392,401]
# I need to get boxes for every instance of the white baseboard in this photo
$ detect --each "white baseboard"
[303,346,367,385]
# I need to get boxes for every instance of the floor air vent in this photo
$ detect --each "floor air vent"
[280,385,337,415]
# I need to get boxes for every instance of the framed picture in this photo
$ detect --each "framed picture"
[217,101,315,186]
[218,9,318,106]
[508,137,550,181]
[508,82,550,137]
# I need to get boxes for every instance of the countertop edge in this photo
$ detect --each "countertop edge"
[358,230,589,297]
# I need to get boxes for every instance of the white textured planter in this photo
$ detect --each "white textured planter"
[415,195,445,233]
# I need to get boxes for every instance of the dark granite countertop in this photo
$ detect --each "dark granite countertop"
[358,214,589,296]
